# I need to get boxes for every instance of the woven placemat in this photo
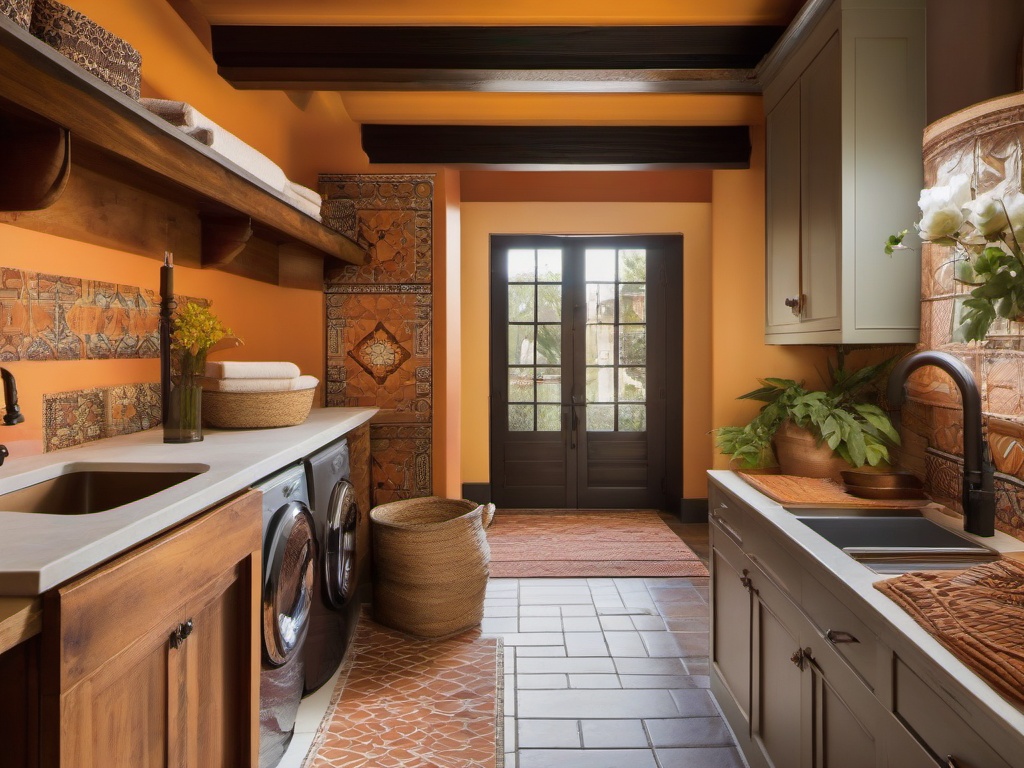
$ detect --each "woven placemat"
[738,473,926,508]
[876,559,1024,706]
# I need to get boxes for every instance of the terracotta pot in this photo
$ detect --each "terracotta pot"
[772,420,853,481]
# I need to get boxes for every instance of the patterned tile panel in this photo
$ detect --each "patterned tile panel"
[0,266,203,362]
[42,382,160,452]
[303,615,499,768]
[321,174,435,501]
[369,424,432,507]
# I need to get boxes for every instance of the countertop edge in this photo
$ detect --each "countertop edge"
[0,596,41,653]
[708,469,1024,745]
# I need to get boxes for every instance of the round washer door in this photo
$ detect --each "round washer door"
[263,501,316,667]
[324,480,358,609]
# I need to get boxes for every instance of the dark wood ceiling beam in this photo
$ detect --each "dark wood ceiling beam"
[360,125,751,168]
[211,25,782,91]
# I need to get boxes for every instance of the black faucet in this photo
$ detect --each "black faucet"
[886,350,995,537]
[0,367,23,467]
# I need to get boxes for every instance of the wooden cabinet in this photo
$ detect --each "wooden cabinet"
[0,15,367,288]
[40,490,262,768]
[707,479,1024,768]
[761,0,925,344]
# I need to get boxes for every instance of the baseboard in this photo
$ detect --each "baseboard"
[462,482,492,504]
[679,497,709,523]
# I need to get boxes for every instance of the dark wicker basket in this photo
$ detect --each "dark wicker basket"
[30,0,141,100]
[1,0,31,28]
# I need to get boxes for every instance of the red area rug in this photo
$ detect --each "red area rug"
[304,616,502,768]
[487,511,709,578]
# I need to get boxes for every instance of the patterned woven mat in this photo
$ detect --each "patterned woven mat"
[487,511,709,578]
[739,473,926,508]
[875,559,1024,706]
[303,615,503,768]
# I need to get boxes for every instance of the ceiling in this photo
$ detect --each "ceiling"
[179,0,806,164]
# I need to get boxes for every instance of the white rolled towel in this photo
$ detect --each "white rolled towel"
[200,375,319,393]
[287,182,322,206]
[205,361,301,380]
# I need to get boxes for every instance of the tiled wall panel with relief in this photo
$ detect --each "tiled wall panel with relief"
[0,265,206,451]
[321,175,434,505]
[912,97,1024,538]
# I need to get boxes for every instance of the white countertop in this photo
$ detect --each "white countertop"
[708,470,1024,745]
[0,407,377,596]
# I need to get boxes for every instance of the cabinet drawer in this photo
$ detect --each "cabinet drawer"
[893,658,1013,768]
[802,575,881,691]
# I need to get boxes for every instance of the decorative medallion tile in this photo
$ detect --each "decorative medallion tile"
[106,382,161,438]
[925,450,962,511]
[348,321,412,385]
[994,475,1024,540]
[42,381,162,452]
[369,424,431,505]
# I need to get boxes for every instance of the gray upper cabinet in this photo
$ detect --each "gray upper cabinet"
[761,0,925,344]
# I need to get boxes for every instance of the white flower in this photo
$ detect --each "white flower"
[917,173,971,240]
[1004,191,1024,246]
[966,192,1010,236]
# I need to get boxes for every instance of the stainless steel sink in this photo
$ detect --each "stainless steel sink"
[796,515,999,572]
[0,464,208,515]
[786,506,925,517]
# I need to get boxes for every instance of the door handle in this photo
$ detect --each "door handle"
[570,403,579,450]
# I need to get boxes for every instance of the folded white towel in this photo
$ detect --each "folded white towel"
[141,99,323,220]
[200,375,319,393]
[205,361,301,380]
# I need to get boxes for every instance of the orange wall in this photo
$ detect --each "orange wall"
[460,202,713,499]
[462,171,712,203]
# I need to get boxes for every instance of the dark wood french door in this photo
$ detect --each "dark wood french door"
[489,234,681,509]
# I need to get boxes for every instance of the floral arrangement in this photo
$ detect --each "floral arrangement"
[890,174,1024,341]
[172,301,231,376]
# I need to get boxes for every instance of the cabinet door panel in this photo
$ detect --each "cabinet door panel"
[800,31,841,328]
[766,81,803,332]
[711,539,752,723]
[754,590,804,768]
[814,665,876,768]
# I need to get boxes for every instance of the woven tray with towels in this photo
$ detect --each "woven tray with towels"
[200,361,317,429]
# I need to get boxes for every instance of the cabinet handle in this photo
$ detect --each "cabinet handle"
[790,647,813,670]
[947,757,978,768]
[739,569,753,591]
[825,629,859,644]
[710,507,743,547]
[169,618,195,649]
[784,294,805,317]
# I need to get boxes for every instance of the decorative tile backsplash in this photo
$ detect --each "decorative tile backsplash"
[43,382,160,452]
[912,96,1024,538]
[321,174,434,505]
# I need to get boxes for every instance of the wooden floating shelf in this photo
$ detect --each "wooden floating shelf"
[0,15,368,289]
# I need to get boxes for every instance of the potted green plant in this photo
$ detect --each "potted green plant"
[715,356,901,479]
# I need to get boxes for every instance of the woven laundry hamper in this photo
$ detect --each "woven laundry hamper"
[2,0,32,29]
[370,497,494,638]
[30,0,142,99]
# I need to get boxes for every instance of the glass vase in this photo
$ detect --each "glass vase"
[164,350,205,443]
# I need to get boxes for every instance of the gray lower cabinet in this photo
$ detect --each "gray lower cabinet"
[708,480,1013,768]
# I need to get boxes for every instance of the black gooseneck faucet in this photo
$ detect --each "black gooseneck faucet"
[0,367,24,467]
[886,350,995,537]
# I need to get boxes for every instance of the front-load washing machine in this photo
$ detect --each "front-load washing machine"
[256,464,317,768]
[303,437,362,694]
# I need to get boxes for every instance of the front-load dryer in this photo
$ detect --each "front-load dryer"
[303,437,362,694]
[256,464,317,768]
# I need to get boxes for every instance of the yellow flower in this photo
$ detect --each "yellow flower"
[171,302,231,355]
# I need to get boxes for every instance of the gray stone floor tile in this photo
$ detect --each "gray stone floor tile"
[562,616,602,632]
[599,615,635,631]
[655,601,712,618]
[518,689,682,719]
[517,673,569,689]
[615,578,651,592]
[516,646,567,657]
[630,614,668,631]
[682,658,711,675]
[485,606,519,618]
[518,718,581,748]
[505,753,517,768]
[519,749,659,768]
[654,746,746,768]
[648,587,704,603]
[645,717,735,748]
[614,657,688,675]
[560,605,597,616]
[580,719,649,748]
[666,616,711,632]
[518,656,616,674]
[519,616,563,632]
[481,617,519,634]
[519,605,561,616]
[522,593,594,605]
[505,716,517,751]
[605,631,649,657]
[564,632,609,656]
[504,632,566,647]
[620,674,701,689]
[641,631,708,658]
[669,689,720,717]
[505,675,517,716]
[486,597,520,607]
[568,673,621,689]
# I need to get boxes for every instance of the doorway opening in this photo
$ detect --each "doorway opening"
[489,234,683,510]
